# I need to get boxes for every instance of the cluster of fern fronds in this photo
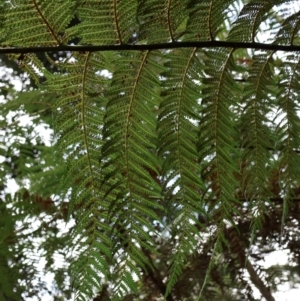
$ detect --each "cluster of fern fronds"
[1,0,300,300]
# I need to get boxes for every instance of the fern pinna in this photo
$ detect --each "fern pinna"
[1,0,300,300]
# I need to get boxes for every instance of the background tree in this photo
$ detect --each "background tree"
[1,1,300,301]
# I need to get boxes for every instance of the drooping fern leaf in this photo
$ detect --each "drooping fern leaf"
[45,51,115,300]
[273,14,300,228]
[239,50,276,233]
[100,50,164,299]
[227,0,284,242]
[200,47,241,219]
[157,47,206,294]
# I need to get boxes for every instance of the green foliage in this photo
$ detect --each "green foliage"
[1,0,300,300]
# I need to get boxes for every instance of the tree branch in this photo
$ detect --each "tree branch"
[245,259,276,301]
[1,41,300,54]
[226,229,276,301]
[143,249,175,301]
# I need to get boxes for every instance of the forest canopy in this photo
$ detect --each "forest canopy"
[1,1,300,301]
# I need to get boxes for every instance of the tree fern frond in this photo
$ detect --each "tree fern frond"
[6,52,48,85]
[3,0,76,46]
[239,50,277,235]
[65,0,137,45]
[159,48,204,205]
[274,52,300,227]
[165,211,202,296]
[196,232,224,301]
[45,51,114,299]
[199,47,240,222]
[137,0,189,43]
[228,0,286,42]
[71,209,112,301]
[99,50,164,299]
[110,214,158,300]
[102,51,163,201]
[275,10,300,45]
[157,48,206,294]
[271,13,300,229]
[185,0,236,41]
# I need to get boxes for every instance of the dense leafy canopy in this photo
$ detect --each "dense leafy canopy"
[1,1,300,300]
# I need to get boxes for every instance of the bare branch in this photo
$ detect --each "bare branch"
[1,41,300,54]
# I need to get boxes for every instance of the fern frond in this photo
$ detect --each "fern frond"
[110,212,159,300]
[228,0,286,43]
[185,0,236,41]
[99,50,164,299]
[275,54,300,224]
[71,209,112,301]
[156,48,206,294]
[199,47,240,221]
[6,52,48,85]
[271,15,300,228]
[45,51,114,300]
[3,0,75,46]
[137,0,189,43]
[165,211,201,296]
[239,50,277,234]
[3,1,300,300]
[275,10,300,45]
[65,0,137,45]
[194,48,243,291]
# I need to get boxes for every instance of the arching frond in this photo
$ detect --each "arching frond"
[228,0,287,42]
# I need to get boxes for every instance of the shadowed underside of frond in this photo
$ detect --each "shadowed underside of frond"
[2,0,300,300]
